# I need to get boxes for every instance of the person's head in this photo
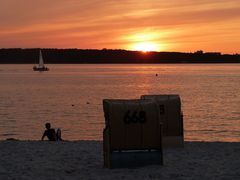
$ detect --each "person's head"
[45,123,51,129]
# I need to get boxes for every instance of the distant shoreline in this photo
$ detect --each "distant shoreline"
[0,48,239,64]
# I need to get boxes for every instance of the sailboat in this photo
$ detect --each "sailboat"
[33,50,49,71]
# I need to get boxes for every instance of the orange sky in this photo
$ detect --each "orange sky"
[0,0,239,53]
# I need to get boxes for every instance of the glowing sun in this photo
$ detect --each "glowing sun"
[132,42,159,52]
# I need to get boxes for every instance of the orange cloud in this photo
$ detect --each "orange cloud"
[0,0,239,53]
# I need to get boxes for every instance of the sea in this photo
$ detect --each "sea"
[0,64,239,142]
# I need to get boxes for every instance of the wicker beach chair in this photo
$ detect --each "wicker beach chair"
[103,99,163,168]
[141,95,184,147]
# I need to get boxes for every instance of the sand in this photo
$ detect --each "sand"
[0,141,239,180]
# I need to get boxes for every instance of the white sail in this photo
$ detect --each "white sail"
[39,50,44,68]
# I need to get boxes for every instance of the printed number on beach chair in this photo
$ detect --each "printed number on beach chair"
[124,110,146,124]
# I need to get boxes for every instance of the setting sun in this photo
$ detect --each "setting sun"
[132,42,159,52]
[125,32,163,52]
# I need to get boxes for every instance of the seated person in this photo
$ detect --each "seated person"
[41,123,62,141]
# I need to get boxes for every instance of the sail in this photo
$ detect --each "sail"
[39,50,44,68]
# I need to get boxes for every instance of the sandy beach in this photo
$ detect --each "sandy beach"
[0,141,239,180]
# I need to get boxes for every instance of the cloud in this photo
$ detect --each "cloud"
[0,0,239,53]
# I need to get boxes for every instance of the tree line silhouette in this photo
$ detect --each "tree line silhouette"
[0,48,239,64]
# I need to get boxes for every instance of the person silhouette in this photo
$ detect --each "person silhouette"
[41,123,62,141]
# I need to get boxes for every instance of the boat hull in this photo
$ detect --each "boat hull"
[33,67,49,71]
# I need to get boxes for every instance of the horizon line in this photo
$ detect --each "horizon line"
[0,48,239,55]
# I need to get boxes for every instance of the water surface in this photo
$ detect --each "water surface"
[0,64,239,141]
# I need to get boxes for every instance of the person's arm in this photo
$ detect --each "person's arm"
[41,131,46,140]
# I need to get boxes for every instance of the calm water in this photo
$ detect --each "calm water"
[0,64,239,142]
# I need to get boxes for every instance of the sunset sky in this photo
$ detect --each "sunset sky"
[0,0,239,53]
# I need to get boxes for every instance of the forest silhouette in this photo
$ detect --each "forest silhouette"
[0,48,239,64]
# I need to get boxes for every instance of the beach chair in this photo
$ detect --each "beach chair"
[141,95,184,147]
[103,99,163,168]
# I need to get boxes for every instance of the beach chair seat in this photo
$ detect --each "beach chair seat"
[103,99,163,168]
[141,95,184,147]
